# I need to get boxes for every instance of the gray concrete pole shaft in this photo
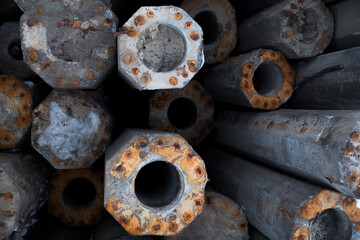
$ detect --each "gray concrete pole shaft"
[203,150,359,240]
[287,46,360,109]
[237,0,337,16]
[0,153,47,238]
[203,150,320,240]
[203,49,294,110]
[214,109,360,197]
[329,0,360,51]
[237,0,333,59]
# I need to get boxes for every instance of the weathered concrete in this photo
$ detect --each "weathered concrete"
[236,0,337,16]
[214,109,360,198]
[149,80,214,146]
[329,0,360,51]
[237,0,334,59]
[31,90,113,169]
[180,0,237,64]
[92,213,153,240]
[20,0,118,89]
[47,168,104,226]
[286,46,360,110]
[105,129,207,236]
[203,49,294,110]
[0,153,47,239]
[118,6,204,90]
[164,190,248,240]
[0,22,35,80]
[0,75,33,150]
[204,150,360,240]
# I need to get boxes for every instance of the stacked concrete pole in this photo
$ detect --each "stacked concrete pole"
[204,150,360,240]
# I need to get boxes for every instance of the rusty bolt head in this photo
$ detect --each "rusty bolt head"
[105,129,207,236]
[31,90,113,169]
[118,6,204,90]
[149,80,214,146]
[48,168,104,226]
[20,0,118,89]
[166,191,248,239]
[180,0,237,64]
[0,22,35,79]
[0,153,47,238]
[0,75,33,149]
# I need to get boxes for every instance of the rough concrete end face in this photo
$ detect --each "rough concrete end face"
[48,168,104,226]
[31,90,113,169]
[118,6,204,90]
[105,129,207,236]
[278,0,333,59]
[20,0,118,89]
[0,75,33,149]
[149,80,214,146]
[0,153,47,238]
[240,49,294,110]
[180,0,237,64]
[293,190,360,240]
[167,191,248,239]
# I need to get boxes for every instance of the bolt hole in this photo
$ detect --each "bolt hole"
[167,97,197,129]
[253,62,284,97]
[309,209,352,240]
[135,161,181,208]
[194,11,219,45]
[8,39,23,61]
[62,178,96,209]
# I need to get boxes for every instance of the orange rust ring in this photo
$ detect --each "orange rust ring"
[242,49,295,110]
[293,190,360,239]
[105,129,208,236]
[48,168,104,227]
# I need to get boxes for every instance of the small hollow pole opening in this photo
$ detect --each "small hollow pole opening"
[135,161,181,208]
[167,97,198,129]
[138,24,185,72]
[8,39,23,61]
[62,178,97,209]
[309,209,352,240]
[194,11,219,45]
[252,62,284,97]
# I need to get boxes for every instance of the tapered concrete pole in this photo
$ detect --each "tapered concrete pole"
[329,0,360,51]
[0,153,48,238]
[180,0,237,64]
[237,0,333,59]
[47,168,104,226]
[204,150,360,240]
[149,80,214,146]
[117,6,204,90]
[287,46,360,110]
[105,129,207,236]
[214,109,360,197]
[203,49,295,110]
